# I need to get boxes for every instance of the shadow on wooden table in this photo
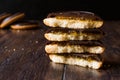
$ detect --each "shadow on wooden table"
[44,62,120,80]
[44,62,64,80]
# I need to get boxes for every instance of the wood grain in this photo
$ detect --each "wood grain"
[0,21,120,80]
[102,21,120,64]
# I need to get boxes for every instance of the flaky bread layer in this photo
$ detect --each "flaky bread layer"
[45,44,104,54]
[43,18,103,29]
[49,54,102,69]
[45,32,102,41]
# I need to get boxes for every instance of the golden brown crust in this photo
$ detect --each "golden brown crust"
[45,41,105,54]
[43,11,103,29]
[0,12,25,28]
[11,20,40,30]
[48,53,102,61]
[43,18,103,29]
[49,54,103,69]
[11,24,38,30]
[0,13,11,22]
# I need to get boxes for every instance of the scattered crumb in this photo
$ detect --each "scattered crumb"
[21,48,24,51]
[13,48,16,51]
[4,46,7,49]
[17,30,20,32]
[35,41,38,43]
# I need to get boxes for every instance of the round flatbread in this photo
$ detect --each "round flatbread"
[0,12,25,28]
[0,13,11,22]
[43,11,103,29]
[11,20,40,30]
[44,28,104,41]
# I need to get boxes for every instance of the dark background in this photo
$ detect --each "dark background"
[0,0,119,20]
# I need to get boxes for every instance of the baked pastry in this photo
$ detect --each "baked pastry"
[44,11,105,69]
[45,41,105,54]
[0,12,25,28]
[43,11,103,29]
[48,54,103,69]
[44,28,104,41]
[11,20,40,30]
[0,13,11,22]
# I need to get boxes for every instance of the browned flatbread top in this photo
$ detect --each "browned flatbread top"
[47,11,102,21]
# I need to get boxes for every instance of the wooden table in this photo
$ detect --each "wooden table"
[0,21,120,80]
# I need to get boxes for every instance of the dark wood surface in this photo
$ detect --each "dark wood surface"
[0,21,120,80]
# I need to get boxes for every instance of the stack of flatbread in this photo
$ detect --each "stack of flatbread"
[43,11,105,69]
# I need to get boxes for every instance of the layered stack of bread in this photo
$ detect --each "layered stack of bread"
[43,11,105,69]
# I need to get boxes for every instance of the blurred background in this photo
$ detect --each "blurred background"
[0,0,119,20]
